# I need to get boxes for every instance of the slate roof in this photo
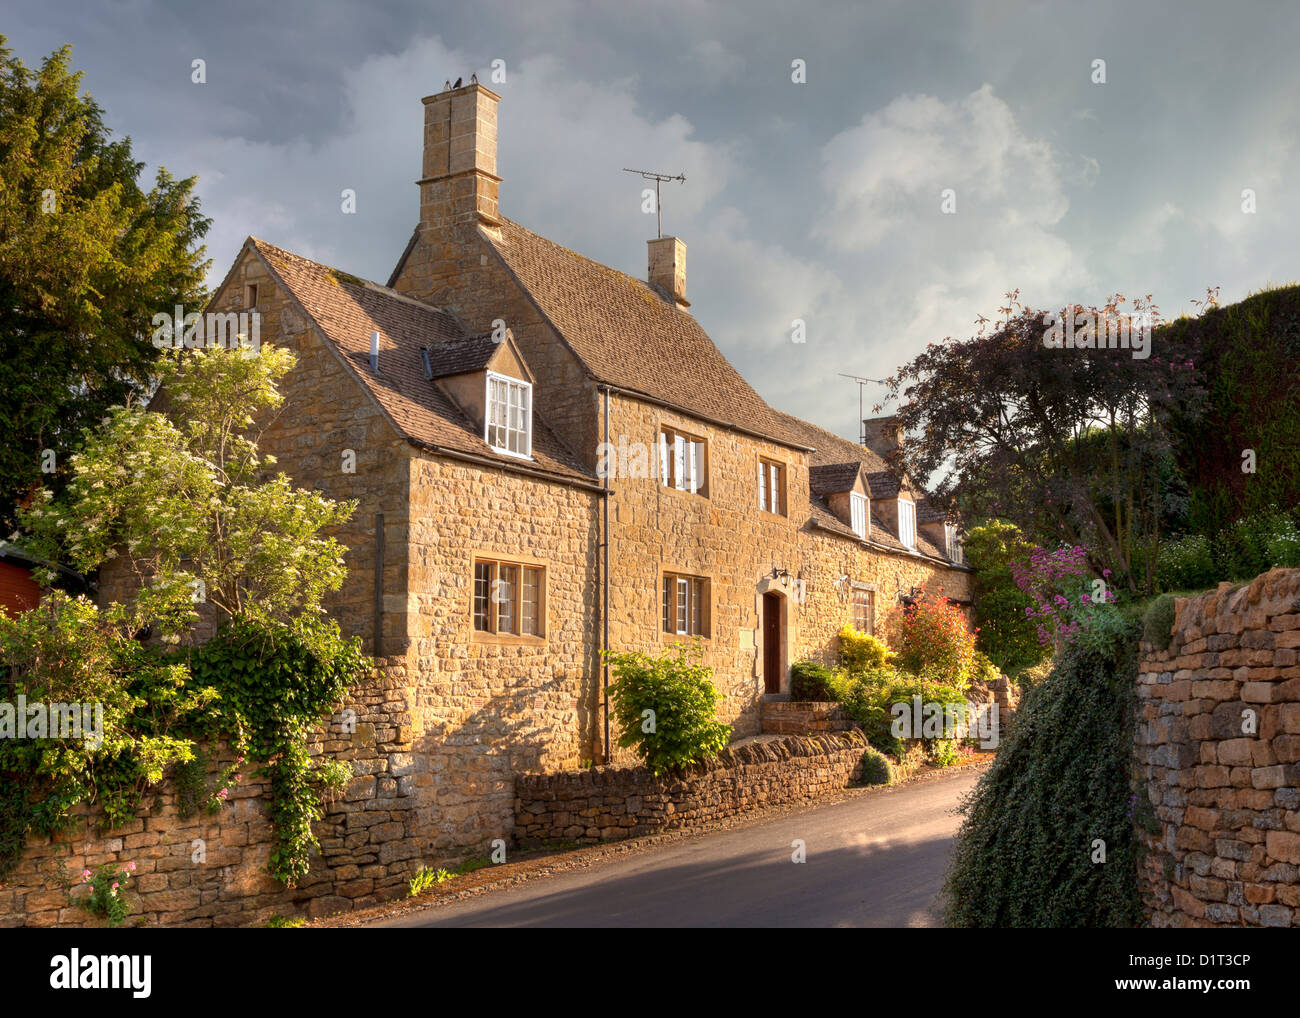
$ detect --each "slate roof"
[483,218,802,449]
[916,497,951,525]
[809,462,864,496]
[421,333,502,380]
[248,238,592,485]
[771,410,958,563]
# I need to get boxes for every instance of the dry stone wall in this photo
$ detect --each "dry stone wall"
[514,730,868,845]
[1136,568,1300,928]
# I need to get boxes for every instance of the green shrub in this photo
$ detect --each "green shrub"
[838,668,969,758]
[1266,515,1300,568]
[1010,658,1053,690]
[858,746,893,786]
[1142,594,1176,651]
[789,661,837,701]
[969,651,1001,686]
[603,643,731,776]
[836,626,894,672]
[930,738,962,768]
[1156,534,1218,592]
[964,521,1047,673]
[1215,508,1293,581]
[943,614,1143,927]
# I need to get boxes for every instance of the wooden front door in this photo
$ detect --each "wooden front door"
[763,592,782,694]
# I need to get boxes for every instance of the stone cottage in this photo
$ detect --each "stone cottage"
[181,82,972,862]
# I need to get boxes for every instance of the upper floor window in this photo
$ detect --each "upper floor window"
[473,558,544,636]
[486,372,531,458]
[758,458,785,515]
[662,572,709,637]
[850,492,868,539]
[899,499,917,550]
[659,427,706,495]
[946,523,964,564]
[852,587,874,634]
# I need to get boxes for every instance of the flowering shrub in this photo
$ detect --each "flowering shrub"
[1010,544,1115,648]
[881,595,976,689]
[70,861,136,927]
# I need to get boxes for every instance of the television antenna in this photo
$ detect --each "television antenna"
[622,167,686,238]
[838,373,887,446]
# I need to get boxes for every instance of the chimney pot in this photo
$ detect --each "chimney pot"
[647,236,688,307]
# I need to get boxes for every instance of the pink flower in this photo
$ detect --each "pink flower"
[111,882,119,891]
[126,862,136,872]
[81,869,91,881]
[217,788,229,800]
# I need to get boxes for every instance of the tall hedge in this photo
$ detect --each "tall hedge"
[943,621,1144,927]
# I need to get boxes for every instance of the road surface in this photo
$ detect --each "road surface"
[371,766,981,928]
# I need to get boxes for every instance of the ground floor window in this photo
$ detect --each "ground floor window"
[662,572,709,636]
[852,587,874,634]
[473,558,544,636]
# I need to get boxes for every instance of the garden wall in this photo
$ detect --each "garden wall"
[513,730,868,845]
[1136,568,1300,928]
[0,653,419,928]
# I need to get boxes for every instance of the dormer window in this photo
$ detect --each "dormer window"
[899,499,917,550]
[850,492,868,539]
[945,523,963,564]
[485,371,531,458]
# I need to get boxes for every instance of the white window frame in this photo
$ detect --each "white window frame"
[850,492,868,539]
[658,427,705,495]
[485,371,532,460]
[946,523,963,564]
[899,499,917,550]
[759,458,784,515]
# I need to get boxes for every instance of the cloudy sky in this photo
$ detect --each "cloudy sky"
[7,1,1299,441]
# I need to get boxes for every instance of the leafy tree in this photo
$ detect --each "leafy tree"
[6,345,367,883]
[881,292,1204,593]
[0,37,210,530]
[962,520,1045,674]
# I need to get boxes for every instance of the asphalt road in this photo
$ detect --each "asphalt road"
[372,766,981,928]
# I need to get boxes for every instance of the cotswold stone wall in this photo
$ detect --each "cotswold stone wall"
[0,654,414,928]
[513,731,868,845]
[1136,568,1300,928]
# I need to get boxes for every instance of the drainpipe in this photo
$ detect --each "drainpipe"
[601,386,612,762]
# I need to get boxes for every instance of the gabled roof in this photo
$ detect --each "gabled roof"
[773,411,905,499]
[421,333,503,380]
[247,238,592,485]
[483,218,802,449]
[866,470,903,500]
[810,462,865,496]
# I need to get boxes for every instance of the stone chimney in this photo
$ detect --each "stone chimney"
[418,82,502,230]
[648,236,689,308]
[862,415,903,459]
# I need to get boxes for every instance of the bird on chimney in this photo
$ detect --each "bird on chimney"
[444,79,450,91]
[453,77,463,88]
[471,72,478,84]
